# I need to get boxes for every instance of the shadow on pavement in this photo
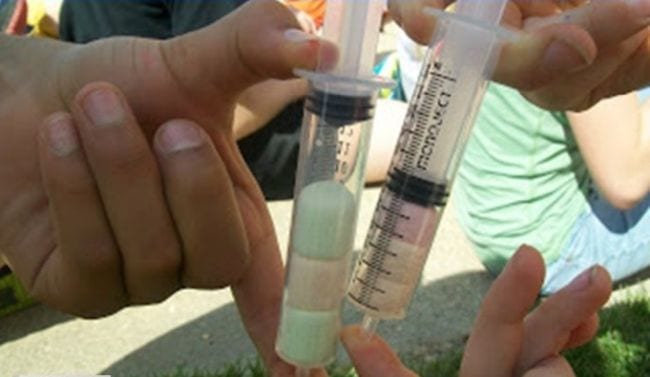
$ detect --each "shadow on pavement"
[0,304,73,345]
[101,270,493,376]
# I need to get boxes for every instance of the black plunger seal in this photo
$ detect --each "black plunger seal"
[386,168,449,208]
[305,89,375,127]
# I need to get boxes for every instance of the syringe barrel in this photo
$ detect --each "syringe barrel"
[347,7,508,319]
[275,80,378,368]
[276,0,392,367]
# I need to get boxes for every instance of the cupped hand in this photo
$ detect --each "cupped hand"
[341,245,612,377]
[389,0,650,111]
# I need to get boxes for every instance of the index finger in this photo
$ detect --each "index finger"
[212,131,321,376]
[459,245,545,377]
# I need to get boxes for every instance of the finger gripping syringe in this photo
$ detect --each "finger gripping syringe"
[347,0,516,330]
[274,0,393,375]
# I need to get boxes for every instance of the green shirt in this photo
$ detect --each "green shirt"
[454,83,590,273]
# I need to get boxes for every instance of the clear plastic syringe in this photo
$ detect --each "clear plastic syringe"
[274,0,393,374]
[347,0,516,330]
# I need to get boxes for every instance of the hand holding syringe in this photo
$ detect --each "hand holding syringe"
[276,0,517,373]
[347,0,517,331]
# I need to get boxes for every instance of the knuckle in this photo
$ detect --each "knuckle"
[80,241,121,273]
[182,247,251,289]
[144,240,183,277]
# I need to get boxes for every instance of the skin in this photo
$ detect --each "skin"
[341,246,612,377]
[567,93,650,210]
[389,0,650,110]
[0,0,639,375]
[0,1,337,374]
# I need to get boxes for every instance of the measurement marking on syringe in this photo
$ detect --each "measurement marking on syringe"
[348,293,379,311]
[380,205,410,219]
[415,108,433,117]
[403,128,425,138]
[368,242,398,257]
[361,258,392,275]
[430,71,457,83]
[424,88,443,97]
[370,220,404,240]
[399,148,417,158]
[354,277,386,293]
[405,127,425,140]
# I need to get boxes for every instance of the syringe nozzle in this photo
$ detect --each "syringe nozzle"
[360,314,381,339]
[295,367,311,377]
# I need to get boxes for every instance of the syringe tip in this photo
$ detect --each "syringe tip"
[360,314,381,339]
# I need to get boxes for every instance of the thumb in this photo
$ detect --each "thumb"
[161,0,338,100]
[341,326,419,377]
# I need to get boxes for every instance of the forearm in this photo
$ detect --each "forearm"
[568,93,650,210]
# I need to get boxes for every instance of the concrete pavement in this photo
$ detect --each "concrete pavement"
[2,186,649,377]
[2,21,650,377]
[0,188,493,376]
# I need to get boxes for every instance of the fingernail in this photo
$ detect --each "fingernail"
[565,266,598,293]
[542,38,593,76]
[157,120,204,154]
[284,28,318,43]
[44,114,78,157]
[82,89,125,127]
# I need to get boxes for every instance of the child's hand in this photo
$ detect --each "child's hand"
[388,0,650,111]
[342,246,612,377]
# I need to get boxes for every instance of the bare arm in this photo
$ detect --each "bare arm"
[567,93,650,210]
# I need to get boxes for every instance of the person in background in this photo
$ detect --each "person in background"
[454,85,650,294]
[390,1,650,294]
[25,0,60,38]
[282,0,326,30]
[0,0,27,34]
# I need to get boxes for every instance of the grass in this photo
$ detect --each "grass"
[158,294,650,377]
[563,294,650,377]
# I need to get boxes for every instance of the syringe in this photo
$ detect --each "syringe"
[347,1,516,328]
[275,0,393,374]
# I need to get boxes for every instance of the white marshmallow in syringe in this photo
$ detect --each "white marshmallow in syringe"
[277,180,356,366]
